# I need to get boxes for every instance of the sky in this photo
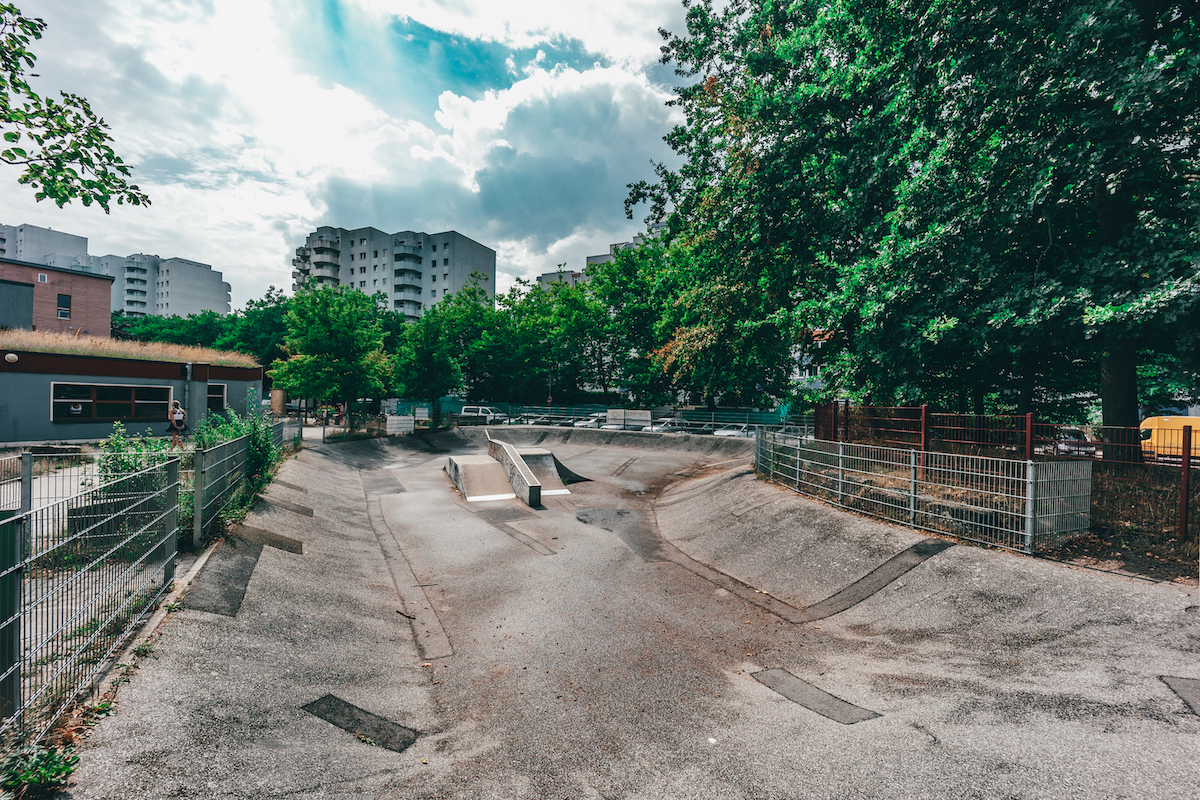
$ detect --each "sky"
[0,0,690,308]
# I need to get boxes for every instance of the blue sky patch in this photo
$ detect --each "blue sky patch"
[280,0,609,122]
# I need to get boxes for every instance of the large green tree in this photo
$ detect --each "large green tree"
[630,0,1200,420]
[269,286,389,410]
[392,306,462,427]
[1,4,148,211]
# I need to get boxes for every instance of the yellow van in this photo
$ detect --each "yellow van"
[1139,416,1200,461]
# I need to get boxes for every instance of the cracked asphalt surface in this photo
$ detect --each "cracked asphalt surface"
[66,427,1199,799]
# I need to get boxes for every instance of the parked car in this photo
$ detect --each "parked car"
[714,424,757,438]
[642,418,689,433]
[574,412,608,428]
[459,405,508,424]
[688,422,717,435]
[1052,427,1097,458]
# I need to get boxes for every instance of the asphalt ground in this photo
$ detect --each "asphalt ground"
[65,428,1199,799]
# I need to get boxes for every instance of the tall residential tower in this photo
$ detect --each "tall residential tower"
[291,226,496,321]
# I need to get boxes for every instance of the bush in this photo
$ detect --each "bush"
[1,745,78,798]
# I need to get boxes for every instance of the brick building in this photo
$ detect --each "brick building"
[0,256,113,337]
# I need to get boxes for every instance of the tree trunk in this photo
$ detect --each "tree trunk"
[1100,339,1141,462]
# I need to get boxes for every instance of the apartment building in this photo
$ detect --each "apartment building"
[291,226,496,321]
[536,269,587,288]
[0,256,114,336]
[584,222,667,269]
[0,222,232,317]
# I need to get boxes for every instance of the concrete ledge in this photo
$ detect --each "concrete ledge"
[487,438,541,507]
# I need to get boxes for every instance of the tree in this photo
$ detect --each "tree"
[1,4,148,211]
[214,286,291,368]
[269,286,389,412]
[629,0,1200,425]
[392,307,462,427]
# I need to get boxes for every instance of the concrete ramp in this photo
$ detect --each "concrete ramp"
[516,448,571,496]
[444,455,517,502]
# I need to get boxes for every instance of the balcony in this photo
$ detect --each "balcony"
[395,278,422,292]
[394,290,423,303]
[125,278,147,286]
[124,266,148,275]
[310,265,338,279]
[125,289,147,297]
[311,251,339,266]
[311,237,339,252]
[393,247,421,264]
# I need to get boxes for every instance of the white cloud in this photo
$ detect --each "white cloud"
[0,0,685,309]
[348,0,685,66]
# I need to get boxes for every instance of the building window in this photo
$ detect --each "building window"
[37,273,47,283]
[431,289,436,297]
[360,238,365,245]
[443,242,449,249]
[443,258,449,266]
[207,383,227,413]
[431,244,437,252]
[360,252,366,260]
[372,279,377,286]
[57,294,71,319]
[51,383,171,423]
[360,281,366,287]
[360,266,366,274]
[373,250,378,258]
[350,254,354,261]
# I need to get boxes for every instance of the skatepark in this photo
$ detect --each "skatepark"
[66,427,1199,799]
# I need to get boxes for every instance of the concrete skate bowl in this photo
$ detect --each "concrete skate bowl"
[443,426,755,459]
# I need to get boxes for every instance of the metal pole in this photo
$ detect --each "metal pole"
[164,458,179,586]
[1179,426,1191,542]
[1025,412,1035,461]
[19,453,31,515]
[1024,459,1037,554]
[831,402,839,443]
[837,441,846,505]
[910,449,918,524]
[192,447,204,550]
[0,510,21,726]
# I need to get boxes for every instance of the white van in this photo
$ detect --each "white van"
[459,405,508,424]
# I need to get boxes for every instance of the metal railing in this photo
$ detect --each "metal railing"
[271,418,302,450]
[0,459,179,743]
[756,430,1092,553]
[191,436,246,547]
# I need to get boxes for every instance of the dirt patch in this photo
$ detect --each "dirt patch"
[1042,526,1198,585]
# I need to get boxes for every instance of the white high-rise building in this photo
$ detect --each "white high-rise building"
[0,222,232,317]
[291,226,496,321]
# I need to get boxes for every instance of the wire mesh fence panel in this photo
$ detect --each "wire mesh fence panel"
[194,436,248,544]
[0,459,178,744]
[0,457,20,513]
[270,419,302,449]
[756,432,1091,553]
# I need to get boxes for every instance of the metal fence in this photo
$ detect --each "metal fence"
[0,459,179,743]
[813,403,1197,540]
[191,436,246,547]
[756,430,1092,553]
[271,418,302,450]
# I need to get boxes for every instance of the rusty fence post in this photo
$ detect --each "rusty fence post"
[1025,412,1035,461]
[831,402,839,443]
[1180,425,1192,542]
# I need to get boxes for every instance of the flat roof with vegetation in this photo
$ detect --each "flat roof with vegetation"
[0,329,258,368]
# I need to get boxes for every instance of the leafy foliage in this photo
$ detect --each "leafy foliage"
[269,285,389,409]
[0,745,78,797]
[0,4,148,211]
[626,0,1200,418]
